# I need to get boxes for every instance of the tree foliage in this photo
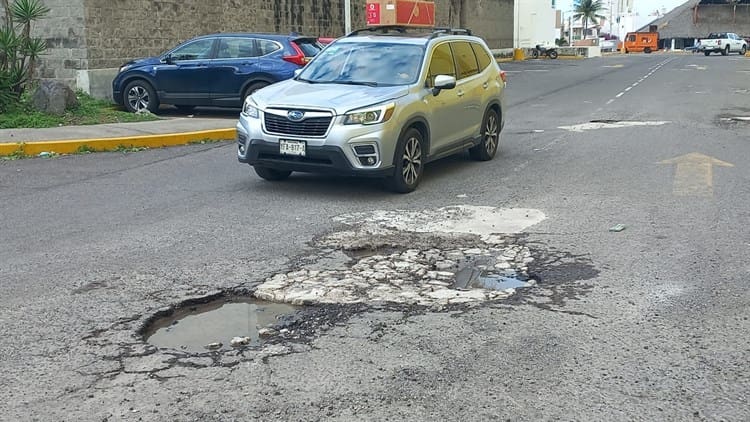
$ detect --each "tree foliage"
[573,0,606,42]
[0,0,49,111]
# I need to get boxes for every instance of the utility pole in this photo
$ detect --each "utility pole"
[345,0,351,34]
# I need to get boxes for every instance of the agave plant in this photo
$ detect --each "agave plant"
[0,0,48,109]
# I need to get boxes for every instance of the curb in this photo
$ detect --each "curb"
[0,128,236,157]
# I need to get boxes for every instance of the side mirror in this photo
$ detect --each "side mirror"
[163,54,174,64]
[432,75,456,96]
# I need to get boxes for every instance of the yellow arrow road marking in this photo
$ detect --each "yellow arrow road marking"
[659,153,734,197]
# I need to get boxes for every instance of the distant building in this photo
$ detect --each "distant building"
[513,0,559,47]
[638,0,750,50]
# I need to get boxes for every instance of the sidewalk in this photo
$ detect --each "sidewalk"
[0,116,237,157]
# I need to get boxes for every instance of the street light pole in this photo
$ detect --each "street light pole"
[345,0,352,34]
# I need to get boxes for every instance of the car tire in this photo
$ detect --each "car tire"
[123,80,159,113]
[704,51,711,56]
[469,108,500,161]
[548,50,558,59]
[532,50,539,59]
[644,47,652,54]
[722,45,729,56]
[254,166,291,181]
[243,82,270,103]
[386,127,424,193]
[740,45,747,55]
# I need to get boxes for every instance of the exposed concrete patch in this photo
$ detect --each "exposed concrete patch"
[332,205,547,241]
[254,206,545,307]
[559,120,670,132]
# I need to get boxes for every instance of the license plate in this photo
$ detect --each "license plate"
[279,139,306,156]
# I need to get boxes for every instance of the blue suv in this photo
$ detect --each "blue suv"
[112,33,322,113]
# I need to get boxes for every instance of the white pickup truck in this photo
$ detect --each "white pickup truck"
[699,32,747,56]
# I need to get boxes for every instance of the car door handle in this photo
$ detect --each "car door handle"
[482,82,489,89]
[457,90,465,97]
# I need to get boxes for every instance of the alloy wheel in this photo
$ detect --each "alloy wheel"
[484,114,499,154]
[127,86,150,111]
[401,136,422,186]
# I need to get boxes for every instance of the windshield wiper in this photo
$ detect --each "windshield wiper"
[295,77,322,84]
[335,80,379,87]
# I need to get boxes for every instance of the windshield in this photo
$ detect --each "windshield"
[297,42,425,86]
[706,33,725,39]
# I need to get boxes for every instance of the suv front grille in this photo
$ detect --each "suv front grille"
[264,114,332,137]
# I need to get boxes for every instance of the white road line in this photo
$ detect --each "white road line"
[607,99,615,105]
[616,92,624,98]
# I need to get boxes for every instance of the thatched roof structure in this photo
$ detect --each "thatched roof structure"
[639,0,750,38]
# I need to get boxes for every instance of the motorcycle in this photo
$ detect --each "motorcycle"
[532,44,558,59]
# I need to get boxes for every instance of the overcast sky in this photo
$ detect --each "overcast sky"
[556,0,688,17]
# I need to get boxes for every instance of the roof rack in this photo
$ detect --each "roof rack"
[431,27,473,37]
[346,26,414,37]
[346,26,473,38]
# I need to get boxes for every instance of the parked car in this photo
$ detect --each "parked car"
[318,37,338,45]
[113,33,323,113]
[599,38,618,52]
[698,32,747,56]
[236,27,507,193]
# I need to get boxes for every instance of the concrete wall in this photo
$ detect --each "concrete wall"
[20,0,515,98]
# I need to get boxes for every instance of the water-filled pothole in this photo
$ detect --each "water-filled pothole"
[145,298,299,353]
[452,256,536,291]
[452,267,535,291]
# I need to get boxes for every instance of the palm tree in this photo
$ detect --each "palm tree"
[573,0,606,42]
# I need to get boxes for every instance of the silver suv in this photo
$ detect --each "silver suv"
[236,26,506,192]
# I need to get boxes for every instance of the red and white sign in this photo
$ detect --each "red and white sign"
[366,3,381,25]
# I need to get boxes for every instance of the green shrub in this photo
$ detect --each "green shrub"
[0,0,49,110]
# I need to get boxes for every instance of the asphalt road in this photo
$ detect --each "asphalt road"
[1,53,749,421]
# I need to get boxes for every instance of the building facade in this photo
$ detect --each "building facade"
[513,0,558,47]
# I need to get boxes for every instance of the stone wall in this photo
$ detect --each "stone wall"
[83,0,355,70]
[2,0,87,83]
[80,0,513,70]
[20,0,515,97]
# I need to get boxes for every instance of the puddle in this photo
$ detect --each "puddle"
[452,258,534,291]
[145,299,298,353]
[473,274,532,290]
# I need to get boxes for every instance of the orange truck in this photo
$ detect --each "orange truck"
[620,31,659,54]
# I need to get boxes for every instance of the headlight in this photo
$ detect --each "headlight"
[343,103,395,125]
[242,97,260,119]
[119,64,132,73]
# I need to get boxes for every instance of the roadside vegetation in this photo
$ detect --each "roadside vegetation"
[1,0,50,112]
[0,90,159,129]
[573,0,606,42]
[2,0,153,129]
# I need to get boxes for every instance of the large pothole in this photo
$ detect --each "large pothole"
[144,298,299,353]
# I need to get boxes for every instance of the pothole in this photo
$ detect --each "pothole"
[144,298,299,353]
[452,256,536,291]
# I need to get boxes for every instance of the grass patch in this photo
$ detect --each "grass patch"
[114,145,150,153]
[0,90,159,129]
[0,145,26,160]
[188,138,223,145]
[75,144,96,154]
